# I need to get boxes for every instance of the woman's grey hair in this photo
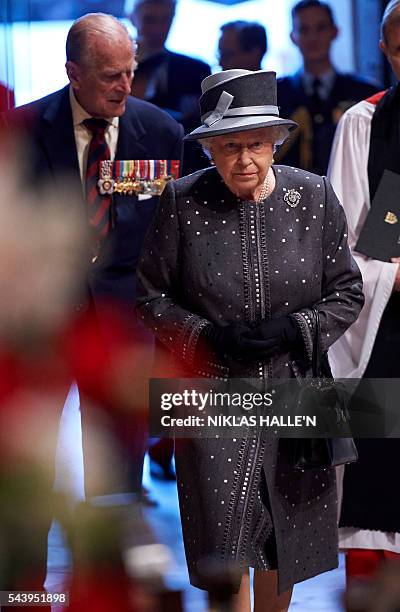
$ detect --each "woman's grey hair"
[381,0,400,43]
[66,13,137,66]
[200,125,290,159]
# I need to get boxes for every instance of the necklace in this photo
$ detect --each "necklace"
[257,172,270,203]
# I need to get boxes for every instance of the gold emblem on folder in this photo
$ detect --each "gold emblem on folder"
[384,211,398,225]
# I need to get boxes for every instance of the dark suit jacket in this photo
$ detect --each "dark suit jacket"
[133,50,210,126]
[277,72,379,175]
[3,86,184,309]
[133,50,211,174]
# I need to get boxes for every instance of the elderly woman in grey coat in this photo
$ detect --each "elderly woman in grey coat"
[136,70,364,611]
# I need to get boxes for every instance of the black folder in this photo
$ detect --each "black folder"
[355,169,400,261]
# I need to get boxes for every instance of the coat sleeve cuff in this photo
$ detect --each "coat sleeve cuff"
[178,315,229,379]
[290,309,315,365]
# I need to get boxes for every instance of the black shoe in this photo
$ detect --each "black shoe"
[149,458,176,481]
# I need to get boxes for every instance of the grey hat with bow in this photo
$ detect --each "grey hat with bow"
[185,69,298,141]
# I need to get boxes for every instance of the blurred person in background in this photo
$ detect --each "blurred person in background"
[130,0,211,173]
[1,12,183,608]
[0,157,169,612]
[328,0,400,589]
[130,0,210,126]
[276,0,378,175]
[136,68,364,612]
[0,149,87,609]
[218,20,267,72]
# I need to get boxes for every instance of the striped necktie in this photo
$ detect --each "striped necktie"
[83,118,111,238]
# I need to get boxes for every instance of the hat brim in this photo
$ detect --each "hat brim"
[184,115,298,141]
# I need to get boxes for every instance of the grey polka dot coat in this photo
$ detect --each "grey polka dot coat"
[136,165,364,594]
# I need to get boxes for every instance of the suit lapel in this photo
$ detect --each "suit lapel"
[116,100,151,160]
[328,74,343,105]
[39,95,157,212]
[41,87,82,194]
[291,72,307,104]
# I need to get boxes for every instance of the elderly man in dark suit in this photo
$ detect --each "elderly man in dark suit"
[8,13,183,306]
[2,12,183,609]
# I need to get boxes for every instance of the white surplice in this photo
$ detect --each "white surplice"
[328,97,400,552]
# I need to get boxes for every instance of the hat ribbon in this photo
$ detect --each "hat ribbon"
[203,91,234,126]
[202,94,279,127]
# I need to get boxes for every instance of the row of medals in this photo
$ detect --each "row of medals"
[98,160,176,196]
[99,176,170,196]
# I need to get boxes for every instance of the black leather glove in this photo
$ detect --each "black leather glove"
[242,315,302,359]
[201,321,254,360]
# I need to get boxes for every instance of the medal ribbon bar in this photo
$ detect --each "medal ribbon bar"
[98,160,180,196]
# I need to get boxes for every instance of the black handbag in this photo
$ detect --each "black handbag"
[292,309,358,470]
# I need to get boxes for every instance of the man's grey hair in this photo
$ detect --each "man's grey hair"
[200,125,290,159]
[381,0,400,42]
[66,12,137,65]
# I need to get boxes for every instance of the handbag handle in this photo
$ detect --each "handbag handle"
[311,308,322,377]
